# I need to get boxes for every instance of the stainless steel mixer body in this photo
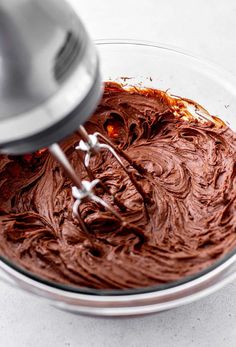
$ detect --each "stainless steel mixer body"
[0,0,101,154]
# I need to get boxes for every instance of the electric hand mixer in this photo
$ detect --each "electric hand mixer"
[0,0,149,235]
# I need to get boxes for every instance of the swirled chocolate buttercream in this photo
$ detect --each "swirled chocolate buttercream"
[0,82,235,289]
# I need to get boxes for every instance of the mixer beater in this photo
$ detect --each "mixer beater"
[49,124,151,236]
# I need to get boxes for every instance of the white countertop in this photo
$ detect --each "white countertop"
[0,1,235,346]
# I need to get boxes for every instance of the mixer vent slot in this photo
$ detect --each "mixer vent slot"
[54,31,80,81]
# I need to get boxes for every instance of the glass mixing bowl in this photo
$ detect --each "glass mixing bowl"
[0,40,236,317]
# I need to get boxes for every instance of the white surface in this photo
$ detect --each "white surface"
[0,0,236,346]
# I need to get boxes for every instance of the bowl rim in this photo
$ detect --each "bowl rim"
[95,38,236,82]
[0,38,235,297]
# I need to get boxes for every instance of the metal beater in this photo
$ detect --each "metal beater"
[50,124,149,234]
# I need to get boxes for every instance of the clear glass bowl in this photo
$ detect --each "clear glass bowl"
[0,39,236,317]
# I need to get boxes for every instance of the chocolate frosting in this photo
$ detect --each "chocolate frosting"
[0,82,235,289]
